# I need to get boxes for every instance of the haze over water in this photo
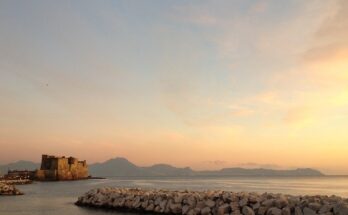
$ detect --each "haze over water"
[1,176,348,215]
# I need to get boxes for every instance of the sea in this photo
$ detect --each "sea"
[1,176,348,215]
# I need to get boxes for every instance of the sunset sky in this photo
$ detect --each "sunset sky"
[1,0,348,174]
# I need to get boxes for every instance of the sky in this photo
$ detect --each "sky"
[0,0,347,174]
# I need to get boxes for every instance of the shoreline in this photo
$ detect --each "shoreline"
[76,187,348,215]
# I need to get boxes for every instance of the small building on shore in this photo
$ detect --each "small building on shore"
[35,154,89,181]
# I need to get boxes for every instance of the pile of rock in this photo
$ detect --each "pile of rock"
[75,187,348,215]
[0,179,32,185]
[0,182,23,195]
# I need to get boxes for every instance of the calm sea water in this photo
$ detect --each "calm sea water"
[1,176,348,215]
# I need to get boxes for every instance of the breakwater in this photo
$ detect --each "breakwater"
[76,187,348,215]
[0,179,32,185]
[0,182,23,195]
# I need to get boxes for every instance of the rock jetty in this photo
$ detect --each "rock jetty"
[76,188,348,215]
[0,182,23,195]
[0,179,32,185]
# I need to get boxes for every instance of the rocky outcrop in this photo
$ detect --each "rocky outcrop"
[0,179,32,185]
[0,182,23,195]
[76,188,348,215]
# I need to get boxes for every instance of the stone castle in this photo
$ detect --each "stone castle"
[35,154,89,181]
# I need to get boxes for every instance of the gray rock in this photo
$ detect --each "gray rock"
[281,207,291,215]
[252,202,261,210]
[308,202,321,211]
[275,196,288,208]
[146,203,155,211]
[197,201,206,209]
[333,203,348,215]
[169,203,182,214]
[187,196,196,207]
[0,182,23,195]
[141,200,149,209]
[194,207,201,214]
[267,207,282,215]
[218,203,230,215]
[295,207,303,215]
[74,187,348,215]
[242,206,255,215]
[231,202,240,211]
[205,199,216,208]
[288,197,300,207]
[154,196,162,205]
[132,196,141,208]
[320,212,333,215]
[258,206,268,215]
[240,198,249,207]
[319,204,332,214]
[222,192,230,201]
[262,199,275,207]
[182,205,190,214]
[201,206,211,215]
[303,207,316,215]
[232,210,242,215]
[174,194,184,203]
[154,205,161,212]
[187,209,195,215]
[160,199,168,211]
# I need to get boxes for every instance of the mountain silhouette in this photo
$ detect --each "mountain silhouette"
[0,157,324,177]
[88,157,324,177]
[89,157,195,176]
[0,160,39,175]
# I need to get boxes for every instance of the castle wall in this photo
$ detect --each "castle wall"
[57,158,71,180]
[35,170,45,181]
[75,162,88,179]
[50,159,58,170]
[35,155,89,181]
[35,170,57,181]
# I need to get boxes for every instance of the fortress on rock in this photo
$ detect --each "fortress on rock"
[35,154,89,181]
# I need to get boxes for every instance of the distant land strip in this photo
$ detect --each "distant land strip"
[0,157,324,177]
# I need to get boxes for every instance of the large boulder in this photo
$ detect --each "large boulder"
[218,203,230,215]
[201,206,211,215]
[333,203,348,215]
[205,199,216,208]
[308,202,321,212]
[267,207,282,215]
[242,206,255,215]
[303,207,316,215]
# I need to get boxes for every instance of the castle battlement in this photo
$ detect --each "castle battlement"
[35,154,89,181]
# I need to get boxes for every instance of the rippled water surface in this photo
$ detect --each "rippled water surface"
[1,176,348,215]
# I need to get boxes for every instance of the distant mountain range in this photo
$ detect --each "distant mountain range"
[88,157,324,177]
[89,158,195,177]
[0,157,324,177]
